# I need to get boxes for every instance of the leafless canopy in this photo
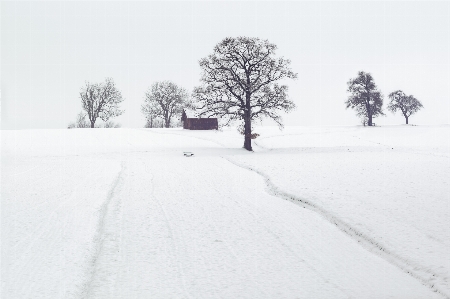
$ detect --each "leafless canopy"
[80,78,124,128]
[387,90,423,124]
[141,81,190,128]
[346,71,384,126]
[192,37,297,151]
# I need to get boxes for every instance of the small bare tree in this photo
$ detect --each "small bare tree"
[144,117,163,128]
[387,90,423,124]
[67,111,89,129]
[80,78,124,128]
[346,71,384,126]
[76,111,89,128]
[193,37,297,151]
[141,81,190,128]
[103,120,121,128]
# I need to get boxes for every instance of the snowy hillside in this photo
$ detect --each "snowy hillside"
[2,125,449,299]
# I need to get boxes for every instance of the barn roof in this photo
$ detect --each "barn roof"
[182,109,197,118]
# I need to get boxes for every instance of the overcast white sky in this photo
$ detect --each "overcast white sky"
[2,1,449,129]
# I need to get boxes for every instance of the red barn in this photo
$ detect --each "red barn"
[181,110,218,130]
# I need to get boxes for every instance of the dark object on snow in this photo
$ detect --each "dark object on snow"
[183,152,194,157]
[181,110,218,130]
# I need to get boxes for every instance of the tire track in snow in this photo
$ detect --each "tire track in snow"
[222,174,353,298]
[80,162,125,299]
[222,156,449,299]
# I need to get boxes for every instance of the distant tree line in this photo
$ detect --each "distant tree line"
[68,37,425,151]
[346,71,423,126]
[67,111,121,129]
[69,37,296,151]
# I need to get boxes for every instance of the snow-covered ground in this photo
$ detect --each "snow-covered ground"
[2,125,449,298]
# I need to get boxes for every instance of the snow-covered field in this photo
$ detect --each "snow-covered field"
[2,125,449,298]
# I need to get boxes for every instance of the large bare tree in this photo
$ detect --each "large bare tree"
[192,37,297,151]
[346,71,384,126]
[387,90,423,124]
[80,78,124,128]
[141,81,190,128]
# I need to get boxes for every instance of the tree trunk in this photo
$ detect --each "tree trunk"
[90,121,95,128]
[405,116,409,124]
[243,116,252,151]
[243,93,252,151]
[366,96,373,126]
[165,118,170,128]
